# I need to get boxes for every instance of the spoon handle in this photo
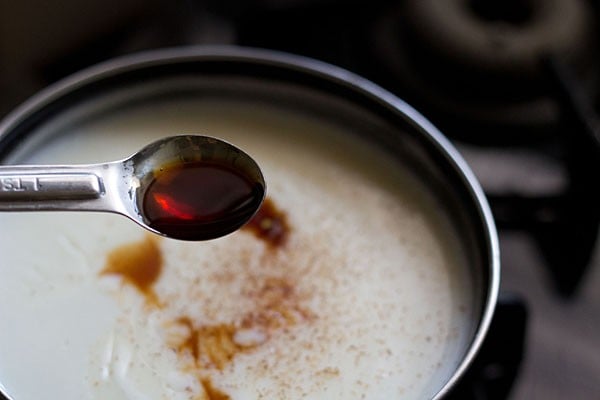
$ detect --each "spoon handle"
[0,165,108,211]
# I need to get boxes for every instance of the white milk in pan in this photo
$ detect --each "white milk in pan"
[0,97,474,399]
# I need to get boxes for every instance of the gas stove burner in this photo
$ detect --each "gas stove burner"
[370,0,599,144]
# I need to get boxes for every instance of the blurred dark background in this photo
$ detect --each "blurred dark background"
[0,1,599,399]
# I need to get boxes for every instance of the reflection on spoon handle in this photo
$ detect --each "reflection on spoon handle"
[0,165,113,211]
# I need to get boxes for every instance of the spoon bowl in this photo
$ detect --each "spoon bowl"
[0,135,266,241]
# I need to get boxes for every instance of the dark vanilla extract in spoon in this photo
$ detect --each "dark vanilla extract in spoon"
[142,160,265,241]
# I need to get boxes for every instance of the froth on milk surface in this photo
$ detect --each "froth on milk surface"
[0,98,473,400]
